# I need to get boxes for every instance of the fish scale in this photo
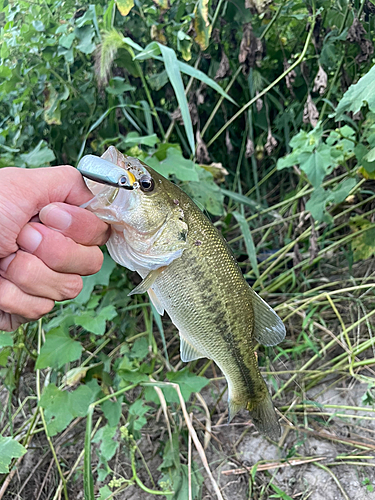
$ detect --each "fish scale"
[78,146,286,439]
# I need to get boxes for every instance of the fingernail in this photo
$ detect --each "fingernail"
[0,253,16,272]
[40,204,72,231]
[17,225,42,253]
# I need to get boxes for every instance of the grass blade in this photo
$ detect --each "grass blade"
[157,43,195,154]
[233,211,259,278]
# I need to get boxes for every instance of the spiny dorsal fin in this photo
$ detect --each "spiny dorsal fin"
[128,266,167,296]
[179,333,206,362]
[250,289,286,346]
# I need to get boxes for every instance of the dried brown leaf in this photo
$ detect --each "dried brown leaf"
[283,60,296,96]
[264,129,277,155]
[309,224,319,263]
[303,94,319,128]
[245,0,273,14]
[313,65,327,96]
[215,50,230,80]
[201,162,229,183]
[225,130,233,154]
[238,23,264,75]
[245,138,254,158]
[347,17,374,63]
[196,130,211,164]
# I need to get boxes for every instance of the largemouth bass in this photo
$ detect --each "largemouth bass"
[78,146,286,439]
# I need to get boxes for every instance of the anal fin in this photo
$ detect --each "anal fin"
[180,333,206,362]
[128,266,167,296]
[250,289,286,346]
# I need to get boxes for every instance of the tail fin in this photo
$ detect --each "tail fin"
[248,391,281,440]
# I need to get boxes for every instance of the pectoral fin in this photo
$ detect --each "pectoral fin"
[147,288,165,316]
[179,334,206,362]
[250,289,286,346]
[128,267,167,296]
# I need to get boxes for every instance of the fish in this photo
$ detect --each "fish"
[77,146,286,439]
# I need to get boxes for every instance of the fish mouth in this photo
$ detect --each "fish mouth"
[77,155,135,190]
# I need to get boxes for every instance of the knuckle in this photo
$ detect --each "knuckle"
[61,275,83,300]
[28,299,55,320]
[86,248,104,275]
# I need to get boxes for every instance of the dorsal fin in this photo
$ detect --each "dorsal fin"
[250,289,286,346]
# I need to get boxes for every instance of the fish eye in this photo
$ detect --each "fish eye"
[139,175,155,192]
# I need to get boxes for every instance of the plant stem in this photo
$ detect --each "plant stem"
[206,2,317,148]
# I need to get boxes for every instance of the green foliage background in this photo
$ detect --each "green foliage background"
[1,0,375,499]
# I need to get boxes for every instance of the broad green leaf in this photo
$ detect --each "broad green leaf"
[36,327,82,369]
[59,32,75,49]
[20,141,55,167]
[194,0,212,50]
[74,305,117,335]
[116,0,134,16]
[39,384,95,436]
[75,26,96,54]
[299,145,332,188]
[183,174,224,215]
[128,399,152,433]
[336,65,375,119]
[105,77,135,95]
[93,424,119,460]
[0,437,27,473]
[233,212,259,278]
[147,148,199,182]
[122,131,159,147]
[0,348,11,367]
[305,187,333,222]
[0,332,13,347]
[129,337,149,360]
[165,368,209,403]
[351,221,375,262]
[101,397,123,427]
[74,253,116,304]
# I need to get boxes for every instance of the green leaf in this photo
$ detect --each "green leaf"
[299,145,333,187]
[74,253,116,304]
[39,384,95,436]
[194,0,212,50]
[351,221,375,262]
[74,305,117,335]
[129,337,149,360]
[20,141,55,168]
[133,39,237,105]
[147,148,199,182]
[59,33,75,50]
[165,369,209,403]
[105,77,135,95]
[157,43,195,154]
[233,212,259,278]
[36,327,82,369]
[336,65,375,119]
[0,437,27,473]
[101,397,123,427]
[75,25,96,54]
[0,347,11,367]
[93,424,119,460]
[115,0,134,16]
[159,462,203,500]
[0,332,13,347]
[122,131,159,148]
[305,187,332,222]
[183,170,224,215]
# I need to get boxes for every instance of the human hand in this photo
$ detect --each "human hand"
[0,166,110,332]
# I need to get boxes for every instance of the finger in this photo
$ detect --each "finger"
[0,276,55,321]
[0,311,27,332]
[17,223,104,275]
[39,203,110,246]
[0,166,95,258]
[0,250,83,302]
